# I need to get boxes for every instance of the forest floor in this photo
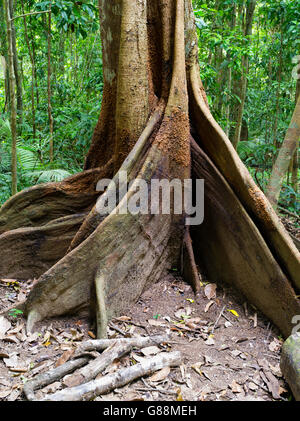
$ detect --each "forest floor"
[0,213,298,402]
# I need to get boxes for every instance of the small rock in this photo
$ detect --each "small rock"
[280,334,300,401]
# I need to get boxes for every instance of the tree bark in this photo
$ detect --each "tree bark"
[266,94,300,210]
[9,0,23,127]
[21,0,36,140]
[47,2,54,162]
[4,0,17,195]
[0,0,299,340]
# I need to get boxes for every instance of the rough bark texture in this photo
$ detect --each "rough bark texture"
[0,0,299,341]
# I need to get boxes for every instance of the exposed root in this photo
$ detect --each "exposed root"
[68,103,165,252]
[182,229,201,293]
[188,64,300,292]
[191,138,300,338]
[0,213,86,280]
[23,140,182,333]
[0,164,113,235]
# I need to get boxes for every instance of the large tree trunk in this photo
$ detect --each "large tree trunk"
[0,0,299,339]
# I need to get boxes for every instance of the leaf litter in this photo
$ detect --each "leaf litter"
[0,275,293,401]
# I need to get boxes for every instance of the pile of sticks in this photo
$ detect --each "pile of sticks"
[23,335,181,401]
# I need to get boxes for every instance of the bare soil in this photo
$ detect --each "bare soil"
[0,270,293,402]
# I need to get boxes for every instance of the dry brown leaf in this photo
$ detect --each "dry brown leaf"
[63,373,83,388]
[230,380,243,393]
[191,362,203,376]
[204,301,215,313]
[176,388,183,401]
[0,389,13,399]
[0,349,10,359]
[248,382,258,391]
[55,349,75,368]
[205,336,215,346]
[269,338,281,352]
[149,366,170,382]
[3,336,19,344]
[0,316,11,339]
[41,382,61,394]
[204,283,217,300]
[88,331,96,339]
[114,316,131,322]
[264,370,281,400]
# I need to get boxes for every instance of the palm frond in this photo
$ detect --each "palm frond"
[24,169,72,183]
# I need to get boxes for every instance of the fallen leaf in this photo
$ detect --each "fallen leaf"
[205,336,215,346]
[6,389,21,401]
[204,284,217,300]
[248,382,258,391]
[55,349,75,367]
[42,382,61,394]
[63,373,83,388]
[268,363,282,378]
[0,316,11,339]
[141,346,160,356]
[0,389,13,399]
[204,301,215,313]
[269,338,281,352]
[0,349,10,359]
[149,366,170,382]
[176,388,183,401]
[228,309,239,317]
[88,331,96,339]
[191,362,203,376]
[230,380,243,393]
[186,298,194,303]
[264,370,281,400]
[27,332,40,343]
[114,316,131,322]
[231,350,241,358]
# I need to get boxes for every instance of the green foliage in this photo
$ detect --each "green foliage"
[8,308,23,318]
[0,0,299,217]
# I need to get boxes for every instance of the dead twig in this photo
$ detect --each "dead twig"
[42,351,182,401]
[211,305,226,334]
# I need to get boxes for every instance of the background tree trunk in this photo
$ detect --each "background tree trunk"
[266,90,300,209]
[47,3,54,162]
[9,0,23,127]
[4,0,17,195]
[232,0,256,149]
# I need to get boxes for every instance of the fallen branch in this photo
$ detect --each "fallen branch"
[74,334,169,357]
[24,335,169,400]
[42,351,182,401]
[23,357,89,401]
[63,340,134,387]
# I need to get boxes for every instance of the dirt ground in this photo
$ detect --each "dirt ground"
[0,272,293,402]
[0,213,298,402]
